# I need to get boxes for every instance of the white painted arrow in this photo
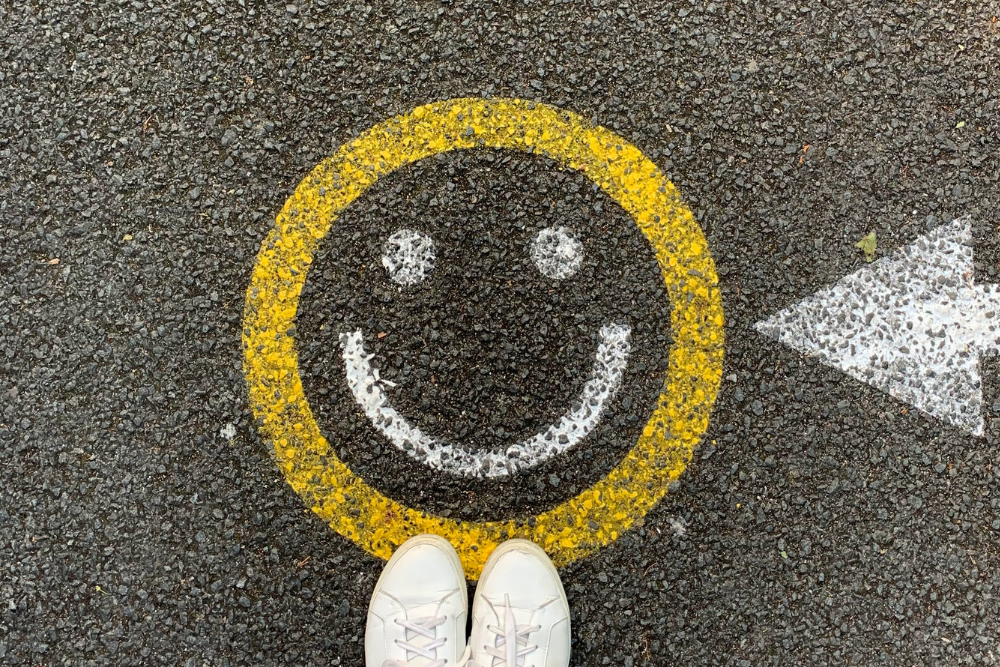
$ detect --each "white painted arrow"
[755,217,1000,436]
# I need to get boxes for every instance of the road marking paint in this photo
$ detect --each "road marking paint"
[242,97,724,577]
[341,323,631,479]
[531,226,584,279]
[756,217,1000,435]
[382,228,436,286]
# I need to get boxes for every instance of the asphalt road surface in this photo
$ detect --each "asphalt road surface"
[3,1,1000,665]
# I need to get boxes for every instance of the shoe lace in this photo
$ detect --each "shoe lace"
[465,595,540,667]
[382,615,449,667]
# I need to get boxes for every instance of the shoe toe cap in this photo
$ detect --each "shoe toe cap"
[375,538,466,611]
[479,546,567,612]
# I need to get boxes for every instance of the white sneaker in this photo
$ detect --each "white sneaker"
[365,534,469,667]
[468,540,571,667]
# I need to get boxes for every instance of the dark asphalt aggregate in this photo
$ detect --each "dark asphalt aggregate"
[2,1,1000,666]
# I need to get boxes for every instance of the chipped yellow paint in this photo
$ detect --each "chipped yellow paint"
[242,98,724,579]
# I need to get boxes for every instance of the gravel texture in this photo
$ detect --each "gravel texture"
[2,1,1000,666]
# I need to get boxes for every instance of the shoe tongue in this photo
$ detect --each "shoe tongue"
[481,601,538,667]
[400,653,441,667]
[399,609,448,667]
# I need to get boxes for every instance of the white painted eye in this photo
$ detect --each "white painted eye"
[531,226,583,280]
[382,229,436,286]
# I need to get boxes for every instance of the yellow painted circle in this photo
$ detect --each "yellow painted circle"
[242,98,724,578]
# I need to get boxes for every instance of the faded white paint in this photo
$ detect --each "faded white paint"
[756,217,1000,436]
[383,228,436,286]
[340,323,632,478]
[531,227,583,280]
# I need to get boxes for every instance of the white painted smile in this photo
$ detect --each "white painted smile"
[339,323,632,479]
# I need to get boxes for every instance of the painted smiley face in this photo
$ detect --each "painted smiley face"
[297,150,673,501]
[247,98,724,573]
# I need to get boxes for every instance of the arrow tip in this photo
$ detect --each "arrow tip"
[755,216,991,437]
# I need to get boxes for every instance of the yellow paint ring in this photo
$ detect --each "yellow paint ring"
[242,97,724,578]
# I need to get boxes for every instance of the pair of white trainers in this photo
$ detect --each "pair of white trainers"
[365,535,571,667]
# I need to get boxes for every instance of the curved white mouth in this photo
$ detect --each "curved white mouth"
[339,323,632,479]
